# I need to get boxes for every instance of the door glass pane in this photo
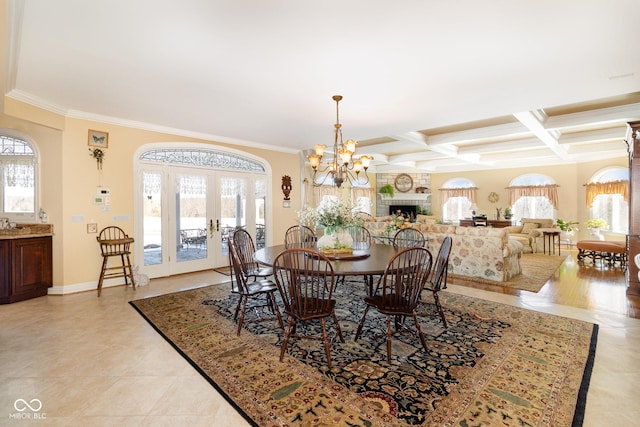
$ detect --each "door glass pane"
[143,171,162,266]
[176,174,207,262]
[255,178,266,249]
[220,177,246,257]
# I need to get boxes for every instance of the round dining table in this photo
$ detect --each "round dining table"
[253,243,400,276]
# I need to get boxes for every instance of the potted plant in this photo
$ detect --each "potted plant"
[585,218,609,240]
[503,207,513,220]
[378,184,394,198]
[556,218,579,244]
[556,218,579,233]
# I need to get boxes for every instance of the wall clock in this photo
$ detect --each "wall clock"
[394,173,413,193]
[488,192,499,203]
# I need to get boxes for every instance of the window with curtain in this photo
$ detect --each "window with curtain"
[0,135,38,221]
[586,167,629,234]
[440,178,477,222]
[507,174,556,223]
[351,187,374,215]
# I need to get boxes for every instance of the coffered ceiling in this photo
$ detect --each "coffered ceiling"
[4,1,640,173]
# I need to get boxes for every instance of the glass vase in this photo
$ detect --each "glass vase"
[317,227,354,252]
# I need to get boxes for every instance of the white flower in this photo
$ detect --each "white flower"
[298,200,361,233]
[585,218,609,229]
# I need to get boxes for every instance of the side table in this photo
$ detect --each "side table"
[542,230,561,256]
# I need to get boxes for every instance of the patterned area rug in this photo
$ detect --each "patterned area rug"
[450,253,569,292]
[130,279,597,426]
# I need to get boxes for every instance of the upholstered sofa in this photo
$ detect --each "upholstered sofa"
[505,218,555,253]
[361,217,523,282]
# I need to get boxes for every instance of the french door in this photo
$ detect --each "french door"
[136,146,269,279]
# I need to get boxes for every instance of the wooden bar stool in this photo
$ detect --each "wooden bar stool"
[96,226,136,296]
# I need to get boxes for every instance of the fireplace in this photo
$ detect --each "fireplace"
[389,205,417,218]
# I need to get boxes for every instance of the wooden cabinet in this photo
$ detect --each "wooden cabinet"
[627,121,640,295]
[459,219,513,228]
[0,236,52,304]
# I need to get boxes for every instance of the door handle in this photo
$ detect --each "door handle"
[208,219,215,238]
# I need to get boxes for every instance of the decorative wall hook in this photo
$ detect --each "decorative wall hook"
[89,148,105,170]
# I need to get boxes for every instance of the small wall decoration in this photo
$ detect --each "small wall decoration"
[281,175,292,200]
[488,192,499,203]
[89,147,105,170]
[88,129,109,148]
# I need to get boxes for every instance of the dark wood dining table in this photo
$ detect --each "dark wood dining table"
[253,243,400,277]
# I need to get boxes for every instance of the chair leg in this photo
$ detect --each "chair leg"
[320,318,332,369]
[412,313,429,353]
[237,296,249,336]
[97,256,108,297]
[125,253,136,290]
[354,306,370,341]
[386,315,393,364]
[280,317,296,362]
[432,291,447,328]
[272,293,285,330]
[120,254,129,287]
[332,312,344,342]
[233,296,242,320]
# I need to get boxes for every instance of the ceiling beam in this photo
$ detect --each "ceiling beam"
[513,110,571,161]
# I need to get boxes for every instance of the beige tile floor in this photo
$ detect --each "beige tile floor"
[1,268,639,426]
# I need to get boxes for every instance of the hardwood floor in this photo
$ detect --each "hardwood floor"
[449,248,640,319]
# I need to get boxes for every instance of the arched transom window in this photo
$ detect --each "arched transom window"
[139,148,266,172]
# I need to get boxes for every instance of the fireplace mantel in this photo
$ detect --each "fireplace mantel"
[378,193,430,201]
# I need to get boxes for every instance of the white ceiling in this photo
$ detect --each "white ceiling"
[5,0,640,173]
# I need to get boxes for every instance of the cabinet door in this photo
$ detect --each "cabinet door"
[11,237,52,299]
[0,240,10,301]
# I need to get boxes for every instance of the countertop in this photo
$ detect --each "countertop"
[0,223,54,240]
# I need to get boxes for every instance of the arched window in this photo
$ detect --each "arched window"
[440,178,476,222]
[587,167,629,234]
[508,174,556,223]
[0,134,38,221]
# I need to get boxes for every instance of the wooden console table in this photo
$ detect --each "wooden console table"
[459,219,513,228]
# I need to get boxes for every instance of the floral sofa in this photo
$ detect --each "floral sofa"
[362,217,523,282]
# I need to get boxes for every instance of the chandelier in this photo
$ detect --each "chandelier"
[307,95,373,188]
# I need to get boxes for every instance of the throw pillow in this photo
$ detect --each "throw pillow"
[506,225,523,234]
[521,222,540,234]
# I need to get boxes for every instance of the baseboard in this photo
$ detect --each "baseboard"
[47,278,125,295]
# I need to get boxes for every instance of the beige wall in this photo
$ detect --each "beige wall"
[1,100,300,290]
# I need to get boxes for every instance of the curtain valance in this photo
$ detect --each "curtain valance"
[507,184,559,209]
[584,180,629,208]
[438,187,477,205]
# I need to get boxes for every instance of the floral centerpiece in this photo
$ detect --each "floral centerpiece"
[298,200,362,253]
[384,211,413,237]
